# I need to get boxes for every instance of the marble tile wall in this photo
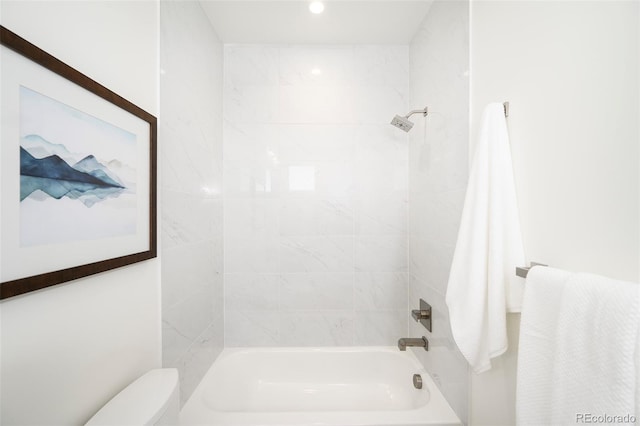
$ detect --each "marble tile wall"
[223,45,410,347]
[408,1,470,424]
[160,0,224,405]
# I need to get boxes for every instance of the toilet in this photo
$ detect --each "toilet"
[85,368,180,425]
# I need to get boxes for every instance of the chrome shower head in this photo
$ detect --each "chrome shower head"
[390,115,414,132]
[390,106,428,132]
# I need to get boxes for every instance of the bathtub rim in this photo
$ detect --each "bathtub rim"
[181,345,462,426]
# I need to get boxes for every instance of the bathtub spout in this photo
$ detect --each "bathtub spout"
[398,337,429,351]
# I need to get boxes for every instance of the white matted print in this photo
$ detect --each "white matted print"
[20,86,138,246]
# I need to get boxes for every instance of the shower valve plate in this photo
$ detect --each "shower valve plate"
[416,299,432,332]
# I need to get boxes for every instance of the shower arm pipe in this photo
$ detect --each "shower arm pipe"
[401,102,507,119]
[404,107,428,118]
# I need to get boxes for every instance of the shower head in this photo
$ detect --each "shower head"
[391,115,414,132]
[390,106,428,132]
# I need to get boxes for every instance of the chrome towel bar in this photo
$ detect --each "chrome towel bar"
[516,262,547,278]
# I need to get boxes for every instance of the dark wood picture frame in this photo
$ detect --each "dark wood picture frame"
[0,26,157,300]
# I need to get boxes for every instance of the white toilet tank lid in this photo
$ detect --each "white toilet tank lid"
[85,368,179,426]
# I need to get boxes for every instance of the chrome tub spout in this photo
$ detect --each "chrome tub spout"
[397,336,429,351]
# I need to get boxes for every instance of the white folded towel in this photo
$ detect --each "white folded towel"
[445,102,525,374]
[517,266,640,426]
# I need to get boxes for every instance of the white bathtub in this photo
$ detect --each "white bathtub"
[180,347,462,426]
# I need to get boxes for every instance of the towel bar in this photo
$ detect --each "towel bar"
[516,262,547,278]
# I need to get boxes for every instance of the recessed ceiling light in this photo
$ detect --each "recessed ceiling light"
[309,1,324,14]
[311,68,322,76]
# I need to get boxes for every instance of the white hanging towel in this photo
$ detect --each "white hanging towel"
[516,267,640,425]
[445,102,525,374]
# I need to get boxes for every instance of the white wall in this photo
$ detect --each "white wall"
[470,1,639,425]
[223,45,410,346]
[160,0,224,405]
[471,0,639,283]
[0,1,160,424]
[408,1,470,423]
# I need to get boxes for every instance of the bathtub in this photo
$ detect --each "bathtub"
[180,347,461,426]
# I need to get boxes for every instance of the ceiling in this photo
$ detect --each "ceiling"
[199,1,434,44]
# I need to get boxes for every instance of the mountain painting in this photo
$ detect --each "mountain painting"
[19,86,138,247]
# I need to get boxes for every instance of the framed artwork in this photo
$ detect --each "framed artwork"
[0,26,157,299]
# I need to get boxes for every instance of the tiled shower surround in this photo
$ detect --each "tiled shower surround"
[223,45,410,346]
[408,1,470,423]
[160,1,224,404]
